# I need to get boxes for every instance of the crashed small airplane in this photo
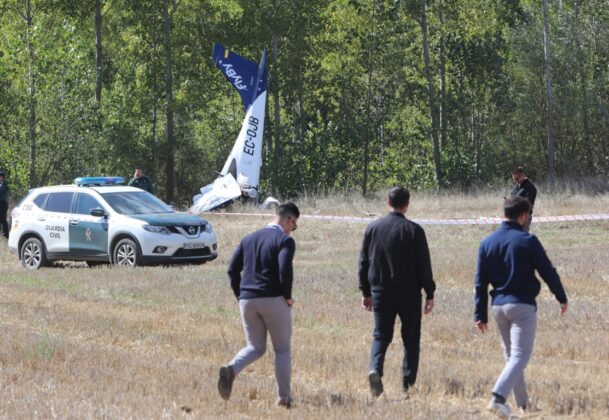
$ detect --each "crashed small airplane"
[191,43,276,213]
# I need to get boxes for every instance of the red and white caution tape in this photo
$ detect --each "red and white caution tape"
[209,212,609,225]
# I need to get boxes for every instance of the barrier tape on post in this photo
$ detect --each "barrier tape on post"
[208,212,609,225]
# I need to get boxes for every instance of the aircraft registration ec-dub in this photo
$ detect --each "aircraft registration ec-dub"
[191,43,276,213]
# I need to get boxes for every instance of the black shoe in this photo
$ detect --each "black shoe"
[368,371,383,397]
[277,397,293,408]
[218,365,235,400]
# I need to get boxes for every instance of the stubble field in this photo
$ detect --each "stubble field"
[1,191,608,419]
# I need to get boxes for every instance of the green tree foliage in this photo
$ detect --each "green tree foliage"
[1,0,608,202]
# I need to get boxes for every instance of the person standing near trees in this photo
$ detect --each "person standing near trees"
[510,167,537,232]
[0,172,9,239]
[128,165,154,194]
[358,187,436,397]
[218,202,299,408]
[475,196,568,418]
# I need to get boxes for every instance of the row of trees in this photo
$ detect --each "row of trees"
[1,0,608,204]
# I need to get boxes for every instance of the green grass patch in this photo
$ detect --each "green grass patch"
[0,274,77,292]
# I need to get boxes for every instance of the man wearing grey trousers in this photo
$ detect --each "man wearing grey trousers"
[218,202,299,408]
[474,196,568,418]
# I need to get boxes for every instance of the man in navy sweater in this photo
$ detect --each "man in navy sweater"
[475,196,568,418]
[218,202,299,408]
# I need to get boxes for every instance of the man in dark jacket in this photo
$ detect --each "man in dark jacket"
[218,202,299,408]
[128,165,154,194]
[359,187,436,397]
[475,196,568,418]
[0,172,9,238]
[511,167,537,232]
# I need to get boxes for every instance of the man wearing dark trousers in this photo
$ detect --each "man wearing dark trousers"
[0,172,9,239]
[511,167,537,232]
[218,202,299,408]
[359,187,436,397]
[475,196,568,418]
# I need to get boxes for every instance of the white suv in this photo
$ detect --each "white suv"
[8,181,218,269]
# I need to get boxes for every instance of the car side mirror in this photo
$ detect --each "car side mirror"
[90,207,107,218]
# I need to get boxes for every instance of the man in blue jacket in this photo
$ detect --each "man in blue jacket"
[218,202,299,408]
[475,196,568,418]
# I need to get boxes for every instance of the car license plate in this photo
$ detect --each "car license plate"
[183,242,206,249]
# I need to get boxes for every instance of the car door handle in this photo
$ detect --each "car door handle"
[69,220,79,225]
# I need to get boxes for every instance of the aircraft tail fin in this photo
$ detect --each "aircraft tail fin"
[212,43,259,111]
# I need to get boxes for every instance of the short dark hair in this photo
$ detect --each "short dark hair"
[512,167,525,175]
[504,196,531,220]
[276,202,300,219]
[0,172,5,178]
[134,165,142,170]
[388,187,410,209]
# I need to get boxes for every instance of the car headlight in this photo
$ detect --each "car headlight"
[142,225,171,235]
[204,223,213,233]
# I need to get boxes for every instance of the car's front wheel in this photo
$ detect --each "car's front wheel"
[112,238,141,267]
[20,237,48,270]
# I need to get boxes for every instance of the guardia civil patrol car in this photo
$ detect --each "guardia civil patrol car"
[8,177,218,269]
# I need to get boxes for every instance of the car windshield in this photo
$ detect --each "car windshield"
[101,191,174,215]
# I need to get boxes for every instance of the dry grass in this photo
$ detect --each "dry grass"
[234,189,609,219]
[1,191,609,418]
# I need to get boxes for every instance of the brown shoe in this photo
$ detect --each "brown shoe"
[277,397,293,408]
[218,365,235,400]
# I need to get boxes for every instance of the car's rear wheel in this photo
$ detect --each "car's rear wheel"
[20,237,48,270]
[113,238,141,267]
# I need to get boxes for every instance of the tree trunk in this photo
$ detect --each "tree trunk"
[420,0,442,186]
[439,4,447,150]
[163,0,175,203]
[151,102,158,181]
[297,86,305,142]
[26,0,37,188]
[272,32,281,195]
[363,64,372,197]
[95,0,103,103]
[590,19,609,163]
[150,0,160,183]
[542,0,556,181]
[471,98,477,173]
[575,0,592,171]
[362,2,377,198]
[291,99,297,143]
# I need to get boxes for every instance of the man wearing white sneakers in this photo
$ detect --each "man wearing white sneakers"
[474,196,568,418]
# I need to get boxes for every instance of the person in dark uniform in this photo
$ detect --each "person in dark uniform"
[511,167,537,232]
[0,172,9,238]
[358,187,436,397]
[128,165,154,194]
